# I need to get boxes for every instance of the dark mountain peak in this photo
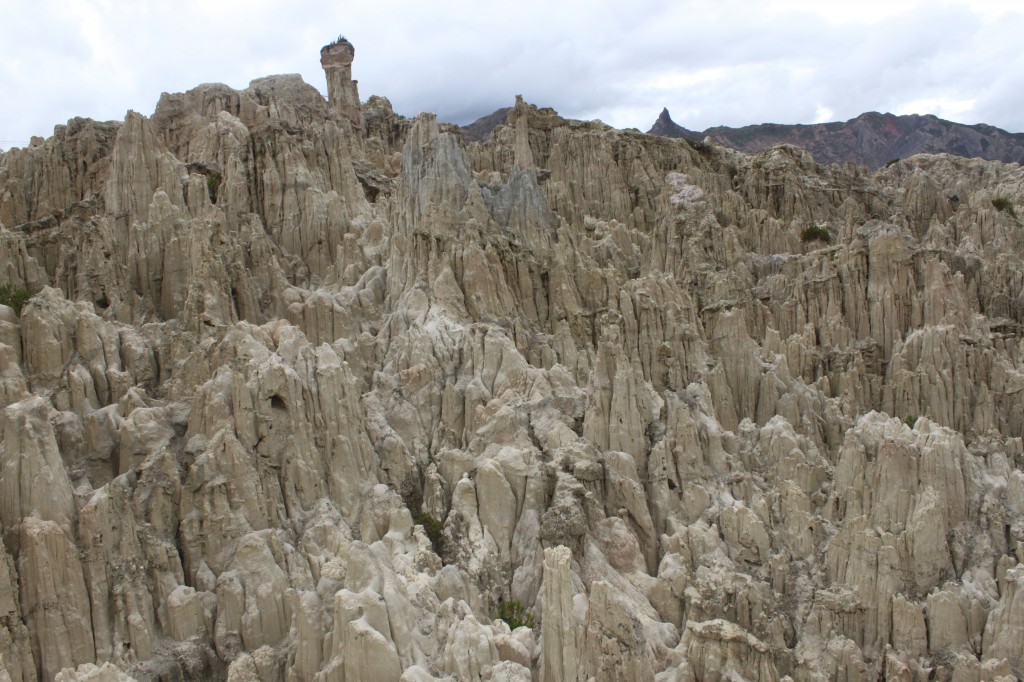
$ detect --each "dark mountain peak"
[460,106,514,143]
[652,110,1024,169]
[648,107,700,139]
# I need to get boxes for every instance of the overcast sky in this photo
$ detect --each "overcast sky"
[3,0,1024,150]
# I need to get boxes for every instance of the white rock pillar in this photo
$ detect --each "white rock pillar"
[540,545,577,682]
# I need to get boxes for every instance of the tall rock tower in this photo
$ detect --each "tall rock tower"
[320,36,364,131]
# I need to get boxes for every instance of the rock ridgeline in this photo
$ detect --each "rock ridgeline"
[648,107,1024,169]
[0,37,1023,682]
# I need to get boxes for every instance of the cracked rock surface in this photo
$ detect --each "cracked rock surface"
[1,40,1024,681]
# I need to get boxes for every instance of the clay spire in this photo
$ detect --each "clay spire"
[320,35,364,131]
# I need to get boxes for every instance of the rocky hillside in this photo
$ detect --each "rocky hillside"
[460,107,513,144]
[649,107,1024,169]
[1,38,1024,682]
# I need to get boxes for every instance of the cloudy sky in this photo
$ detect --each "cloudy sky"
[2,0,1024,149]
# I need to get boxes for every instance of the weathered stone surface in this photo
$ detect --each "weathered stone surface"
[18,517,94,682]
[0,36,1023,682]
[1,397,75,534]
[54,663,138,682]
[539,546,577,682]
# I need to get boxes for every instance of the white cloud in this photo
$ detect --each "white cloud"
[814,106,835,124]
[637,68,732,91]
[895,97,977,120]
[1,0,1023,147]
[767,0,927,24]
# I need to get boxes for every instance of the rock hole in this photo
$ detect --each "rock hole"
[270,395,287,411]
[94,294,110,310]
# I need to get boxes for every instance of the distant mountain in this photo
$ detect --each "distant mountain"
[649,108,1024,169]
[7,36,1024,682]
[648,107,702,140]
[461,107,512,143]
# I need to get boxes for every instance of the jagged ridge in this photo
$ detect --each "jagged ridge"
[0,40,1023,682]
[649,107,1024,169]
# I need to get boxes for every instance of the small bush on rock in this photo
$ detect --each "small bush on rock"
[800,224,831,243]
[414,512,445,556]
[992,196,1016,217]
[685,137,713,157]
[497,599,535,630]
[0,284,30,316]
[207,172,222,203]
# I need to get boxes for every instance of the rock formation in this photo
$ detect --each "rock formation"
[0,37,1023,681]
[320,36,364,132]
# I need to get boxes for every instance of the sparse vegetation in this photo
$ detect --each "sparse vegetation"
[414,511,445,556]
[992,196,1016,217]
[685,137,713,158]
[904,415,917,429]
[207,171,222,203]
[800,224,831,244]
[0,284,31,316]
[497,599,535,630]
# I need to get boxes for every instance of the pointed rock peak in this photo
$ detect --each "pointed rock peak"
[648,107,695,138]
[510,96,531,126]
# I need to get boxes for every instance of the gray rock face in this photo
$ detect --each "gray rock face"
[1,40,1024,681]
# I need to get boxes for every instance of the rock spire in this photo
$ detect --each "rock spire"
[0,41,1023,682]
[320,35,364,130]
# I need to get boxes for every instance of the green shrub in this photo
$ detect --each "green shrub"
[0,284,31,316]
[904,415,917,429]
[497,599,535,630]
[414,512,445,555]
[800,224,831,243]
[992,196,1016,217]
[685,137,713,157]
[207,172,222,203]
